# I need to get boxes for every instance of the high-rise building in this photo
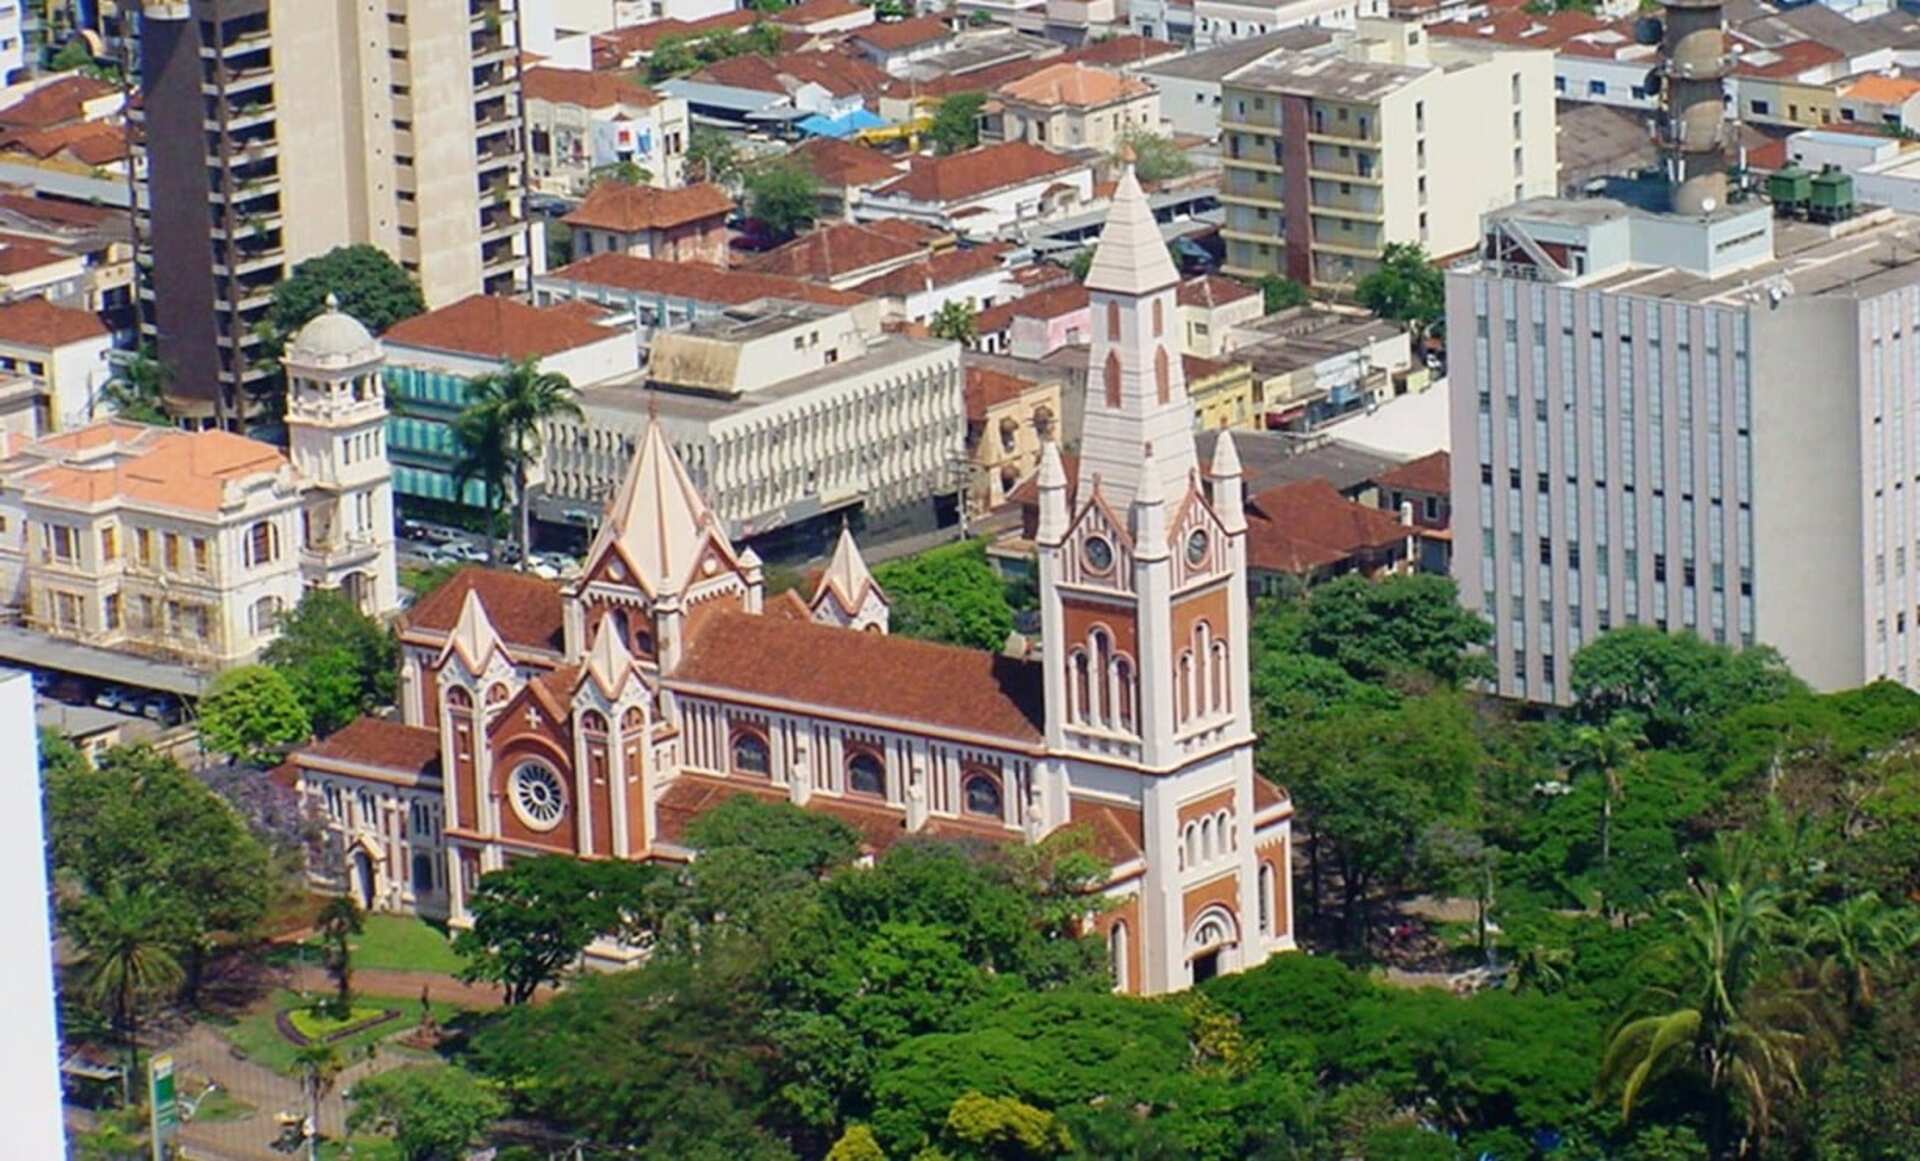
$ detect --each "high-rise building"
[1218,17,1555,287]
[133,0,528,428]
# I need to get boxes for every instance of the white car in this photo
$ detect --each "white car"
[449,542,491,563]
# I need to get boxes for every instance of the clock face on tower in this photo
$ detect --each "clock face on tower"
[1083,535,1114,574]
[1186,529,1209,566]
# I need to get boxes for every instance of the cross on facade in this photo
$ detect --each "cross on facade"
[525,706,542,730]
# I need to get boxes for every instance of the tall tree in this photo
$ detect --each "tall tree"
[198,664,311,766]
[1291,573,1494,686]
[316,894,364,1019]
[1798,892,1916,1017]
[455,357,580,563]
[293,1042,343,1161]
[1570,627,1805,748]
[451,402,514,561]
[871,539,1015,651]
[346,1066,506,1161]
[100,346,172,425]
[261,588,398,735]
[268,244,426,342]
[454,856,662,1004]
[1596,850,1824,1158]
[1567,714,1645,881]
[1353,243,1445,341]
[70,883,185,1104]
[746,160,820,239]
[928,92,986,155]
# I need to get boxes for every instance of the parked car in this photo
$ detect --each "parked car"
[93,684,124,710]
[140,694,179,725]
[449,542,491,563]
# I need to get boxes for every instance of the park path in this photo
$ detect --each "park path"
[282,962,531,1009]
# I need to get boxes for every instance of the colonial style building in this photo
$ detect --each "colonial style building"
[291,168,1294,994]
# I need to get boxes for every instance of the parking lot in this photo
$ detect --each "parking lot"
[395,517,582,580]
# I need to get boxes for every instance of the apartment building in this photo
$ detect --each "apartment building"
[135,0,529,429]
[541,300,965,544]
[0,301,399,666]
[1218,18,1555,287]
[1449,195,1920,702]
[522,65,690,196]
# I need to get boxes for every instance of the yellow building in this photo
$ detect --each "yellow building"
[964,364,1062,512]
[1184,354,1259,431]
[1731,42,1848,131]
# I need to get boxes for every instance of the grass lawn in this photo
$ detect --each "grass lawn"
[215,990,466,1077]
[319,1136,402,1161]
[188,1087,255,1124]
[288,1004,391,1042]
[272,914,468,976]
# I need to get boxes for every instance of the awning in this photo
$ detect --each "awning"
[796,109,889,139]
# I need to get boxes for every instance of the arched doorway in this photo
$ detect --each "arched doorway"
[1188,906,1239,985]
[349,847,376,910]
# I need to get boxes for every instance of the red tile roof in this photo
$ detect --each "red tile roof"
[699,50,891,101]
[0,231,70,275]
[549,253,869,308]
[744,218,943,280]
[0,191,117,231]
[772,0,868,24]
[790,135,905,189]
[299,717,443,778]
[591,11,761,66]
[401,567,566,654]
[0,297,105,347]
[382,295,619,361]
[873,142,1081,204]
[853,16,954,52]
[1070,796,1144,864]
[975,281,1089,334]
[563,181,733,232]
[0,75,116,130]
[1374,449,1450,494]
[0,120,128,164]
[522,66,661,109]
[1244,478,1408,574]
[671,611,1044,744]
[1729,38,1843,79]
[996,62,1154,109]
[850,242,1009,297]
[964,364,1038,421]
[1181,353,1235,381]
[1068,35,1179,67]
[1177,274,1257,308]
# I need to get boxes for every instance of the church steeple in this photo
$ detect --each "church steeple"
[1078,161,1197,519]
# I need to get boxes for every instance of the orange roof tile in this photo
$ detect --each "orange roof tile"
[1244,478,1407,573]
[997,62,1153,109]
[1070,796,1144,864]
[1177,274,1257,308]
[854,16,954,52]
[872,142,1082,204]
[300,718,443,778]
[548,253,869,309]
[0,120,128,164]
[850,242,1009,297]
[0,74,116,130]
[591,11,761,66]
[671,611,1044,745]
[21,426,288,514]
[564,181,733,233]
[1730,39,1843,80]
[382,295,618,361]
[790,135,905,189]
[964,364,1038,421]
[0,297,105,347]
[1374,449,1450,494]
[773,0,868,22]
[1844,73,1920,105]
[744,219,943,280]
[522,65,661,109]
[975,281,1089,334]
[401,567,567,654]
[0,231,71,275]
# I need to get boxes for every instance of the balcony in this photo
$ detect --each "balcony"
[302,531,386,568]
[204,63,274,96]
[1221,170,1282,204]
[477,141,518,173]
[1310,202,1384,224]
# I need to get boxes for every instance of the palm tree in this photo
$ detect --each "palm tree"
[293,1042,343,1161]
[99,346,172,426]
[451,404,514,563]
[1800,892,1917,1016]
[1596,847,1824,1158]
[316,894,364,1020]
[1567,714,1643,877]
[456,358,580,567]
[70,883,185,1105]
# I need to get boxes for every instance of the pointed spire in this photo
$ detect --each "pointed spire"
[1133,441,1169,559]
[1209,429,1243,479]
[587,419,720,597]
[323,291,340,313]
[1036,439,1069,546]
[1210,430,1247,534]
[440,587,505,673]
[812,523,882,616]
[1084,164,1179,296]
[583,614,636,700]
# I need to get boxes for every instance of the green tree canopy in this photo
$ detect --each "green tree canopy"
[454,856,663,1003]
[1291,573,1494,686]
[1354,243,1445,338]
[347,1065,506,1161]
[1570,626,1806,749]
[871,539,1015,651]
[928,92,987,155]
[746,160,820,239]
[268,244,425,342]
[930,300,978,343]
[687,127,743,186]
[100,347,172,425]
[1256,273,1309,314]
[261,587,398,735]
[457,357,581,562]
[198,665,311,766]
[1115,126,1193,183]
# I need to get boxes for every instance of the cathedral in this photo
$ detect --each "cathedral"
[291,165,1295,994]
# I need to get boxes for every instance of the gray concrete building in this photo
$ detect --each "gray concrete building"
[1449,195,1920,700]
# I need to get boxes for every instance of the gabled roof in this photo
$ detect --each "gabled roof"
[1373,449,1450,494]
[1728,38,1842,79]
[583,616,641,700]
[790,135,906,189]
[1070,35,1180,68]
[853,16,955,53]
[522,66,661,109]
[1085,162,1178,296]
[810,524,886,617]
[591,11,761,66]
[299,718,442,779]
[1069,796,1144,864]
[401,568,566,654]
[964,364,1040,421]
[997,62,1154,109]
[15,426,287,514]
[382,295,618,362]
[771,0,869,25]
[849,242,1009,297]
[0,120,128,165]
[1177,274,1257,309]
[975,281,1089,334]
[670,610,1045,745]
[700,50,891,101]
[0,74,116,130]
[744,218,943,280]
[564,181,733,233]
[1243,478,1407,574]
[546,253,870,309]
[586,419,720,599]
[1843,73,1920,105]
[871,142,1082,205]
[0,297,106,347]
[438,588,509,673]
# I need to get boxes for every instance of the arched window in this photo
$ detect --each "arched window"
[1071,649,1091,723]
[847,750,886,797]
[731,729,770,776]
[1115,657,1136,731]
[1106,300,1121,340]
[1196,917,1227,948]
[1217,810,1235,851]
[1201,816,1215,862]
[1091,629,1113,727]
[606,608,630,648]
[1258,863,1276,936]
[579,710,608,735]
[508,761,566,831]
[1103,350,1121,408]
[999,416,1018,452]
[1192,623,1212,717]
[635,629,655,656]
[622,706,646,732]
[1183,823,1198,869]
[1151,297,1164,338]
[485,682,509,706]
[1211,640,1231,715]
[1108,921,1130,991]
[1154,345,1170,405]
[964,771,1003,817]
[1177,652,1193,722]
[250,594,282,637]
[446,687,472,709]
